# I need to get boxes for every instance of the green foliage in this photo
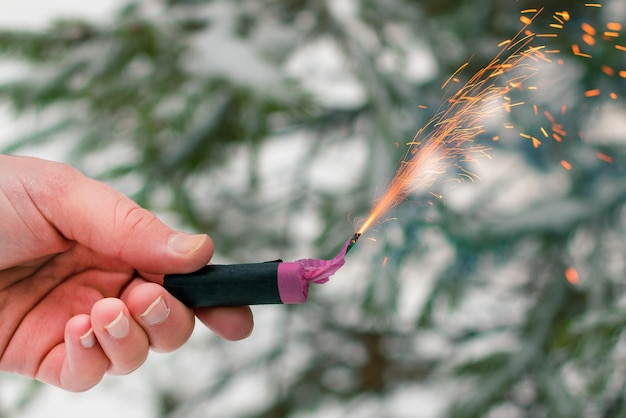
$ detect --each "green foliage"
[453,352,511,376]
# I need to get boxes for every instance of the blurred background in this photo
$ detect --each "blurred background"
[1,0,625,417]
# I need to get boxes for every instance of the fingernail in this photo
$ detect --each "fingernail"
[80,328,96,349]
[105,310,130,339]
[168,233,207,255]
[140,295,170,325]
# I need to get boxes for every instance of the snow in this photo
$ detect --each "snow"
[184,2,283,89]
[286,37,367,109]
[18,375,158,418]
[2,1,621,417]
[0,0,123,29]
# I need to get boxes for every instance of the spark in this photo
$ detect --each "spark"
[596,153,614,163]
[583,34,596,46]
[607,22,622,31]
[572,44,592,58]
[520,16,533,25]
[531,137,542,148]
[353,3,622,238]
[565,267,580,285]
[555,11,570,21]
[553,125,567,136]
[356,10,546,235]
[442,62,469,90]
[582,23,597,36]
[601,65,615,76]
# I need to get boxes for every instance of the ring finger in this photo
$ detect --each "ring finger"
[90,297,149,375]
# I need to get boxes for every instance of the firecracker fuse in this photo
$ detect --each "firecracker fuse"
[164,235,359,307]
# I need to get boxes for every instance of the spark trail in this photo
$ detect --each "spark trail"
[357,11,544,234]
[355,4,623,236]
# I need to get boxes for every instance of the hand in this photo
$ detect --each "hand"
[0,155,253,391]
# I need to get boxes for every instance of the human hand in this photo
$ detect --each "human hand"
[0,155,253,391]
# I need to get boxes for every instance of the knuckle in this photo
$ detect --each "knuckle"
[114,201,157,237]
[108,350,148,376]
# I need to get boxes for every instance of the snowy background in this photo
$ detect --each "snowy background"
[1,1,625,417]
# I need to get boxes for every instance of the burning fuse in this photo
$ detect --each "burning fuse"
[164,234,359,307]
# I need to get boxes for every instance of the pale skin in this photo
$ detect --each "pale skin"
[0,154,254,391]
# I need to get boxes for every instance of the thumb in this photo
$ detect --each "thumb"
[22,157,213,274]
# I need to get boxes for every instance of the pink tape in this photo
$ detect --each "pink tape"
[277,240,350,304]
